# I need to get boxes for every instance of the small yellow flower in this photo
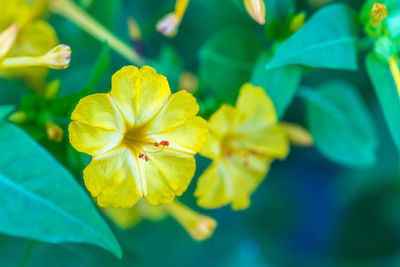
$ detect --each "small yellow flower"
[244,0,266,25]
[195,83,290,210]
[156,0,189,37]
[69,66,208,208]
[370,2,388,27]
[103,199,217,241]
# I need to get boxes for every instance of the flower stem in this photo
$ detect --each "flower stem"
[49,0,144,65]
[389,56,400,98]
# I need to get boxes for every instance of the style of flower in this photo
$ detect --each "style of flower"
[103,199,217,241]
[69,66,208,208]
[195,83,290,210]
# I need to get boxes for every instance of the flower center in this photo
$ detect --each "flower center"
[123,126,170,162]
[221,136,264,166]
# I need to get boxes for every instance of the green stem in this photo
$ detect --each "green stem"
[17,240,37,267]
[49,0,144,66]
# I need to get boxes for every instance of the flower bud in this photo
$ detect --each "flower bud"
[0,24,19,60]
[8,111,27,124]
[179,72,199,93]
[44,80,60,100]
[156,13,180,37]
[127,17,142,42]
[290,12,306,33]
[370,2,388,27]
[244,0,266,25]
[164,200,217,241]
[46,121,64,142]
[42,44,71,69]
[281,122,313,147]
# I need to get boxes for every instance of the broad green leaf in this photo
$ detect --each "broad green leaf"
[386,10,400,38]
[366,52,400,150]
[0,122,121,257]
[266,4,359,70]
[301,81,377,167]
[251,51,302,118]
[0,106,14,120]
[199,26,263,102]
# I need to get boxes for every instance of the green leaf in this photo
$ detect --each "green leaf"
[251,51,302,118]
[0,122,121,258]
[301,81,377,167]
[266,4,359,70]
[366,52,400,150]
[0,105,14,120]
[199,26,263,103]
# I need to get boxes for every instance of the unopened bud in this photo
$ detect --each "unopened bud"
[127,17,142,42]
[244,0,266,25]
[0,24,19,60]
[44,80,60,100]
[164,200,217,241]
[370,2,388,27]
[281,122,313,147]
[42,44,71,69]
[46,121,64,142]
[290,12,306,33]
[156,13,180,37]
[8,111,27,124]
[179,72,199,93]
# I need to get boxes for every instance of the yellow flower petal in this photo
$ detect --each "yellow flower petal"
[147,90,199,133]
[139,151,195,205]
[84,146,143,208]
[196,155,270,210]
[71,93,125,131]
[231,124,289,159]
[234,83,277,133]
[149,116,208,154]
[111,66,171,126]
[69,121,123,156]
[200,104,237,159]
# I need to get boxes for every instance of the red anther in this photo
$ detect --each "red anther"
[160,140,169,146]
[154,142,160,147]
[139,153,144,159]
[144,155,149,162]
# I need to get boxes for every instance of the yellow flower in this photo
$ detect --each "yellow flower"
[103,199,217,241]
[69,66,208,208]
[195,83,289,210]
[244,0,266,25]
[156,0,189,37]
[0,0,62,88]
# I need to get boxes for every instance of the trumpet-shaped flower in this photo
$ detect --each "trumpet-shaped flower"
[0,0,61,88]
[195,83,289,210]
[103,199,217,241]
[69,66,207,208]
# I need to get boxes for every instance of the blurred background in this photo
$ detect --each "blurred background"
[2,0,400,266]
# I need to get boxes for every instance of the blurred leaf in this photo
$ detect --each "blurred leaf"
[301,81,377,167]
[199,26,263,103]
[366,52,400,150]
[0,122,121,257]
[265,0,296,40]
[251,51,302,118]
[267,4,359,70]
[0,106,14,120]
[51,43,111,116]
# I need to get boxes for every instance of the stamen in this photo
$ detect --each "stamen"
[138,153,149,162]
[139,153,144,159]
[154,142,160,147]
[160,140,170,146]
